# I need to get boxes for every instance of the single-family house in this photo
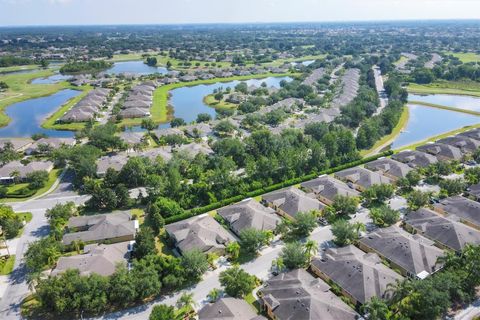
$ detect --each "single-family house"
[334,167,393,191]
[364,158,412,181]
[391,150,438,168]
[262,187,325,219]
[434,195,480,230]
[198,298,266,320]
[416,143,463,161]
[300,175,360,205]
[436,136,480,155]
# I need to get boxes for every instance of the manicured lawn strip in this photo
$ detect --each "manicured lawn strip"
[0,65,39,74]
[446,52,480,63]
[407,81,480,97]
[18,212,33,223]
[203,94,237,109]
[394,123,480,153]
[41,85,92,131]
[408,100,480,116]
[109,53,146,62]
[245,293,262,313]
[0,255,15,275]
[0,70,71,127]
[118,72,298,127]
[360,106,409,157]
[1,169,61,203]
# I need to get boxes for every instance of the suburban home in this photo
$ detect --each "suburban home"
[217,198,281,236]
[59,88,110,123]
[0,160,54,184]
[198,298,266,320]
[404,208,480,252]
[51,241,133,277]
[138,147,173,162]
[458,128,480,141]
[416,142,463,161]
[96,154,129,176]
[436,135,480,155]
[183,123,214,139]
[300,175,360,205]
[334,166,393,192]
[364,158,412,181]
[152,127,185,139]
[118,131,148,147]
[259,269,359,320]
[25,137,76,155]
[358,226,444,279]
[262,187,325,219]
[62,211,138,245]
[310,245,403,305]
[466,183,480,201]
[175,142,214,157]
[392,150,438,168]
[119,107,150,119]
[165,214,236,255]
[434,195,480,230]
[0,138,33,152]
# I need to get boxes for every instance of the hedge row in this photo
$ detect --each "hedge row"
[4,188,36,199]
[164,150,393,224]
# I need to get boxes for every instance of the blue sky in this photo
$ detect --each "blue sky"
[1,0,479,26]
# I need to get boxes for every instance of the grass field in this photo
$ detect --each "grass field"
[407,81,480,97]
[447,52,480,63]
[41,85,92,131]
[408,100,480,116]
[0,65,39,74]
[0,255,15,275]
[361,106,410,156]
[109,53,146,62]
[0,69,71,127]
[203,94,237,109]
[118,72,298,127]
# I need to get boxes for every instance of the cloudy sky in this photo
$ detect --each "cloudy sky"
[0,0,479,26]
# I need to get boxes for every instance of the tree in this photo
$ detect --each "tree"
[176,292,196,310]
[131,258,162,300]
[46,202,78,240]
[146,56,158,66]
[149,304,176,320]
[439,178,465,197]
[219,266,256,298]
[141,118,158,131]
[133,227,157,259]
[170,117,186,127]
[406,190,431,211]
[181,249,209,281]
[213,120,237,137]
[240,228,268,254]
[363,184,395,207]
[109,264,136,307]
[196,113,212,123]
[304,239,318,262]
[208,288,222,302]
[25,237,62,273]
[280,242,308,269]
[369,205,400,227]
[362,297,391,320]
[226,241,240,261]
[26,170,49,189]
[87,123,124,151]
[154,197,185,217]
[331,195,359,217]
[0,205,23,239]
[331,219,358,247]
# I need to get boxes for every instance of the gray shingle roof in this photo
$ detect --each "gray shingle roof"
[458,128,480,141]
[364,158,412,179]
[311,245,403,304]
[405,208,480,252]
[435,196,480,229]
[259,269,359,320]
[63,212,137,245]
[334,167,393,190]
[359,226,444,277]
[262,187,325,218]
[0,160,54,180]
[300,175,360,202]
[165,214,236,254]
[391,150,438,168]
[217,199,281,236]
[198,298,265,320]
[436,136,480,154]
[52,241,131,277]
[416,143,463,161]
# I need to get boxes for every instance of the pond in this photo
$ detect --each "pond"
[0,89,79,138]
[391,103,480,149]
[106,61,168,75]
[409,93,480,112]
[31,73,71,84]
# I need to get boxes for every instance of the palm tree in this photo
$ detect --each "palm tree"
[226,242,240,261]
[271,257,285,274]
[352,222,366,238]
[176,292,196,311]
[207,288,222,303]
[304,239,318,262]
[362,297,391,320]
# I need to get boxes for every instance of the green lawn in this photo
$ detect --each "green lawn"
[1,169,62,203]
[118,72,298,127]
[264,54,326,67]
[41,85,92,131]
[408,100,480,116]
[0,70,71,127]
[203,94,237,109]
[0,255,15,275]
[0,65,39,73]
[109,53,147,62]
[447,52,480,63]
[407,81,480,97]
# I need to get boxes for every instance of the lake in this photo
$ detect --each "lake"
[391,103,480,149]
[409,93,480,112]
[106,61,168,75]
[31,73,71,84]
[0,89,79,138]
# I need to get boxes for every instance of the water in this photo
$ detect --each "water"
[409,93,480,112]
[169,76,291,123]
[31,73,71,84]
[106,61,168,75]
[391,104,480,149]
[0,89,80,138]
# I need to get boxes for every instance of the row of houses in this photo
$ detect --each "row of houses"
[119,81,157,119]
[59,88,111,123]
[0,137,75,155]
